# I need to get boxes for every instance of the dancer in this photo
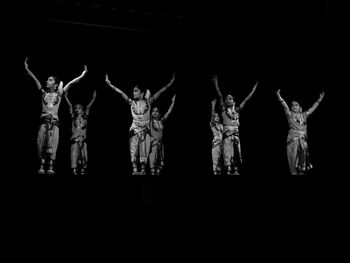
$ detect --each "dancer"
[105,73,175,175]
[24,57,87,175]
[276,89,325,175]
[210,99,224,175]
[64,90,96,175]
[149,94,176,175]
[212,75,258,175]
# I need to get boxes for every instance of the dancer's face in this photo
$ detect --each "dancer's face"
[225,95,235,107]
[46,76,58,91]
[152,107,160,118]
[291,101,302,113]
[74,104,83,115]
[133,86,143,99]
[214,113,220,123]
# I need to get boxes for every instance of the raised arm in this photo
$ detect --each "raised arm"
[62,65,88,93]
[163,94,176,120]
[239,81,258,109]
[86,90,97,115]
[212,75,224,109]
[105,74,129,102]
[210,99,217,124]
[306,91,325,116]
[151,73,175,103]
[64,92,73,115]
[24,57,42,90]
[276,89,290,114]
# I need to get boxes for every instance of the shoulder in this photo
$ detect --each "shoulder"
[56,90,63,97]
[285,109,291,116]
[57,86,64,95]
[144,99,151,108]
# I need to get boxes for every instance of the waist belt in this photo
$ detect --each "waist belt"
[41,116,59,129]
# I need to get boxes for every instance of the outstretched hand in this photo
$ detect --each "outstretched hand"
[172,94,176,102]
[319,91,325,100]
[212,74,218,84]
[92,90,97,98]
[212,98,217,106]
[276,89,281,96]
[105,74,111,84]
[169,73,175,85]
[252,81,259,91]
[24,57,29,69]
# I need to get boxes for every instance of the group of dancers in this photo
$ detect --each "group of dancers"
[24,57,175,176]
[25,57,325,176]
[210,75,324,175]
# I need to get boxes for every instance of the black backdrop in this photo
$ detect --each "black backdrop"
[3,0,334,260]
[12,1,331,177]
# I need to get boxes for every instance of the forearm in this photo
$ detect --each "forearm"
[214,83,222,97]
[280,99,289,113]
[276,93,287,110]
[240,94,252,109]
[168,102,175,115]
[247,89,255,100]
[64,71,87,92]
[211,108,216,123]
[26,69,42,89]
[110,84,128,101]
[155,84,171,100]
[164,102,175,119]
[306,99,321,115]
[63,79,79,92]
[86,99,95,110]
[64,96,73,113]
[215,86,225,106]
[69,74,83,85]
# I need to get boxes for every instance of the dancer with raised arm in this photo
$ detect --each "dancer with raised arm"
[210,99,224,175]
[212,75,258,175]
[64,89,96,175]
[276,89,325,175]
[148,94,176,175]
[105,73,175,175]
[24,57,87,175]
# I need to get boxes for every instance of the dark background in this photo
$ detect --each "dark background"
[3,0,334,260]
